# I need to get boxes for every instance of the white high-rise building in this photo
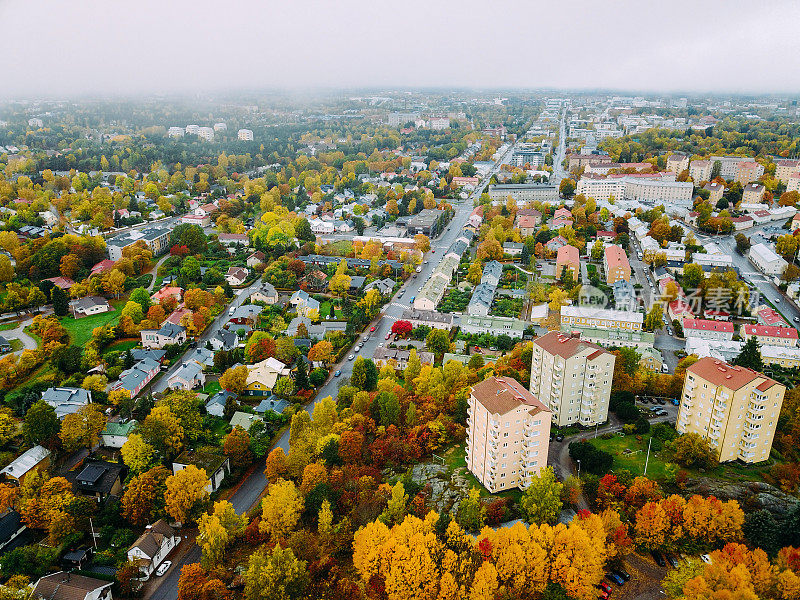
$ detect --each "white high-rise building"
[237,129,254,141]
[168,127,184,138]
[197,127,215,142]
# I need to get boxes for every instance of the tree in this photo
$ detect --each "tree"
[559,178,576,197]
[549,288,568,311]
[273,376,295,398]
[294,359,309,391]
[732,336,763,371]
[223,426,252,468]
[0,255,13,282]
[218,365,248,393]
[23,400,58,446]
[307,340,333,365]
[121,433,155,474]
[743,509,781,556]
[734,233,751,255]
[198,500,246,568]
[264,448,287,482]
[634,501,669,550]
[59,404,106,451]
[328,273,351,297]
[121,465,170,526]
[129,287,152,312]
[457,487,485,531]
[665,433,718,469]
[165,465,209,524]
[140,406,184,459]
[425,328,450,355]
[391,320,413,337]
[414,234,431,253]
[520,467,564,524]
[51,286,68,316]
[259,479,303,539]
[243,545,308,600]
[158,390,202,441]
[644,304,663,332]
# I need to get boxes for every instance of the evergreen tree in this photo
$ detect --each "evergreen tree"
[295,359,309,391]
[732,336,763,371]
[52,286,68,316]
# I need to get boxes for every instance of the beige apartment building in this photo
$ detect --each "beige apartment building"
[529,331,615,427]
[603,245,631,284]
[677,357,785,464]
[667,153,689,175]
[775,159,800,184]
[465,376,551,492]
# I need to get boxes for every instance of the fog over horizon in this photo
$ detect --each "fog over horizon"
[2,0,799,99]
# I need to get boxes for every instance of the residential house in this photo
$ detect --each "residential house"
[290,290,320,317]
[218,233,249,247]
[372,348,434,370]
[364,278,395,296]
[172,450,230,495]
[244,358,291,397]
[43,276,75,290]
[151,286,183,304]
[742,324,799,347]
[555,245,579,280]
[101,420,137,448]
[481,261,503,287]
[757,306,788,328]
[0,510,25,552]
[683,318,735,341]
[141,322,187,349]
[127,520,179,579]
[90,259,116,276]
[749,243,788,276]
[205,390,237,418]
[639,347,664,372]
[228,304,262,326]
[69,296,113,319]
[69,460,124,502]
[42,387,92,419]
[246,251,266,267]
[467,283,495,317]
[181,213,210,227]
[516,213,540,237]
[250,282,278,304]
[31,573,113,600]
[167,360,206,390]
[254,395,289,416]
[400,308,455,330]
[460,315,526,338]
[225,266,249,286]
[0,445,51,485]
[209,329,238,351]
[503,242,523,256]
[545,235,568,253]
[113,357,160,398]
[229,411,263,432]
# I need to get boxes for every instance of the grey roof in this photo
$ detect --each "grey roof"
[0,445,50,479]
[41,387,92,419]
[349,275,366,289]
[0,510,22,545]
[169,360,204,383]
[481,261,503,283]
[117,358,159,392]
[401,308,455,325]
[230,304,263,320]
[69,296,110,312]
[213,329,238,349]
[131,348,166,363]
[206,390,236,409]
[447,239,469,257]
[184,347,214,367]
[254,396,289,415]
[158,321,186,338]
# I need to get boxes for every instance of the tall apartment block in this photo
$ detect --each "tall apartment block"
[677,357,785,463]
[529,331,615,427]
[465,376,551,492]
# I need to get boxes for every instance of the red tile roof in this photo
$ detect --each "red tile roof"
[533,331,610,361]
[743,324,798,339]
[471,376,550,416]
[687,357,778,391]
[683,318,734,333]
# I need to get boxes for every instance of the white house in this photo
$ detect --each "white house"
[127,519,179,579]
[167,360,205,390]
[749,243,788,276]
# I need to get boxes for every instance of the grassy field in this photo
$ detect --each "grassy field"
[60,300,124,346]
[202,381,221,396]
[8,339,23,352]
[103,339,139,355]
[590,434,673,479]
[318,301,343,319]
[0,322,21,332]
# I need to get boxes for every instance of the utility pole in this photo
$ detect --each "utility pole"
[643,436,653,476]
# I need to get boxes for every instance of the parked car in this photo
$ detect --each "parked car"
[355,344,362,351]
[597,590,609,600]
[155,561,172,577]
[347,354,355,361]
[651,551,666,567]
[597,582,613,593]
[370,326,376,332]
[657,398,666,405]
[701,554,713,564]
[665,554,679,568]
[794,316,799,323]
[555,434,565,442]
[656,410,668,417]
[385,333,391,340]
[640,397,649,404]
[613,568,631,582]
[334,370,341,377]
[606,572,624,586]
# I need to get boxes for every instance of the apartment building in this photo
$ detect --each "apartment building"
[742,183,765,203]
[749,243,788,276]
[561,305,643,331]
[689,160,711,182]
[703,182,725,203]
[683,318,735,341]
[487,184,559,203]
[465,376,551,492]
[741,324,798,348]
[106,225,171,262]
[603,245,631,284]
[529,331,616,427]
[775,159,800,184]
[735,161,765,185]
[666,153,689,175]
[677,357,785,463]
[556,245,579,280]
[237,129,254,141]
[568,154,613,170]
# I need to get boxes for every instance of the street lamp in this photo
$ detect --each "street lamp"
[576,459,581,479]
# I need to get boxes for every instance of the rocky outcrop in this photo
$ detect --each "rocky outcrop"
[409,462,472,515]
[684,477,799,519]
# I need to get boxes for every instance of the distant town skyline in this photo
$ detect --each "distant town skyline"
[2,0,800,98]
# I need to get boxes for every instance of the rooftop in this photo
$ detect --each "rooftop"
[533,331,611,360]
[687,356,779,391]
[471,376,550,417]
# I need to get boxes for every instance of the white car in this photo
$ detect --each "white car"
[700,554,712,564]
[155,561,172,577]
[348,354,355,361]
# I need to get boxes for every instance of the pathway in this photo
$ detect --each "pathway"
[147,254,173,292]
[3,316,39,356]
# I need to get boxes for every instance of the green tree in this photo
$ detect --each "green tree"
[51,286,68,316]
[733,336,763,371]
[425,328,451,355]
[644,304,663,332]
[682,263,705,290]
[520,466,563,524]
[456,487,485,532]
[23,400,59,445]
[129,287,151,312]
[665,433,718,469]
[559,178,576,196]
[180,256,202,282]
[244,545,308,600]
[735,233,751,255]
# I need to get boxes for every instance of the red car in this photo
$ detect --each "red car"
[370,326,376,332]
[597,583,612,594]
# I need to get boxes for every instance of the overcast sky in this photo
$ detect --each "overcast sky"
[2,0,798,98]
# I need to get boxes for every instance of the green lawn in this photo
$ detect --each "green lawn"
[0,322,20,332]
[8,339,22,352]
[443,445,523,503]
[60,300,124,346]
[103,339,139,355]
[590,434,673,479]
[318,301,343,319]
[203,381,221,396]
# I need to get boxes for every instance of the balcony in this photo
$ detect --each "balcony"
[739,451,756,461]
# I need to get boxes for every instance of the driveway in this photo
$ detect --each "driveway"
[2,316,40,356]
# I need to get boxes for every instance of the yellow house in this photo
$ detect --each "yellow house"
[243,358,290,398]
